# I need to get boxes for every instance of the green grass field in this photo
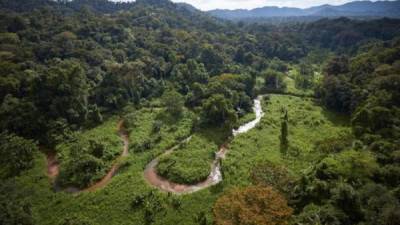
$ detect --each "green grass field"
[224,94,350,187]
[13,94,350,225]
[128,107,194,157]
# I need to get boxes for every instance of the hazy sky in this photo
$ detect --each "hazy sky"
[171,0,378,10]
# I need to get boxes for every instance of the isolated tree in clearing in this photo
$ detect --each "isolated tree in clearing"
[280,108,289,155]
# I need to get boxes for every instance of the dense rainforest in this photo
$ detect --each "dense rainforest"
[0,0,399,225]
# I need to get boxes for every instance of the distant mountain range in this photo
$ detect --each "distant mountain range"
[208,0,400,20]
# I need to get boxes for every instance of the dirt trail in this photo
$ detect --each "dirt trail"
[46,151,59,179]
[83,120,129,192]
[144,96,264,194]
[45,120,129,193]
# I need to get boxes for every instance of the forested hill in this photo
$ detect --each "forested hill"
[1,0,400,146]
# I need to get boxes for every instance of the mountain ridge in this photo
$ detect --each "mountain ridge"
[208,0,400,20]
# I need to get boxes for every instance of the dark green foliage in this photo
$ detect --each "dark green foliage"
[123,110,137,134]
[262,69,286,91]
[35,59,90,125]
[295,203,346,225]
[171,59,208,93]
[292,150,381,225]
[131,194,146,209]
[0,180,33,225]
[170,196,182,210]
[89,139,105,158]
[314,132,353,154]
[86,104,103,127]
[132,138,154,153]
[137,191,168,225]
[331,183,363,223]
[194,211,208,225]
[378,165,400,187]
[251,162,293,195]
[201,94,238,129]
[58,153,104,188]
[152,120,163,134]
[295,62,315,89]
[358,183,400,225]
[56,120,121,188]
[43,119,74,148]
[58,215,98,225]
[324,56,349,76]
[319,75,352,113]
[0,95,40,139]
[0,132,37,178]
[161,89,184,117]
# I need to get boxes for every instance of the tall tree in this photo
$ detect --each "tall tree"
[161,89,184,117]
[280,108,289,155]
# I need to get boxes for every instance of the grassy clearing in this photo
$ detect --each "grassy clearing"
[128,107,194,157]
[223,94,350,187]
[156,127,228,184]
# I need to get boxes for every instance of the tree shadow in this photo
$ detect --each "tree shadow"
[154,109,184,126]
[320,107,351,126]
[195,125,232,147]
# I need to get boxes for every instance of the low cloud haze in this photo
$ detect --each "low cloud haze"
[174,0,359,10]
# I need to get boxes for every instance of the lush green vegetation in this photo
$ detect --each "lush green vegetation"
[55,117,121,188]
[0,132,37,179]
[1,0,399,225]
[127,106,194,156]
[224,94,351,186]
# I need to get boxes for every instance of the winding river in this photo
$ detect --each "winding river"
[143,95,264,194]
[46,96,264,194]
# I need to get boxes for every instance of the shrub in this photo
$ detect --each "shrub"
[359,183,400,225]
[315,150,378,182]
[131,194,146,209]
[0,180,33,225]
[314,132,353,154]
[0,132,37,178]
[213,186,293,225]
[58,215,98,225]
[123,112,137,133]
[58,154,104,188]
[294,203,346,225]
[132,138,153,153]
[152,120,163,134]
[251,162,293,195]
